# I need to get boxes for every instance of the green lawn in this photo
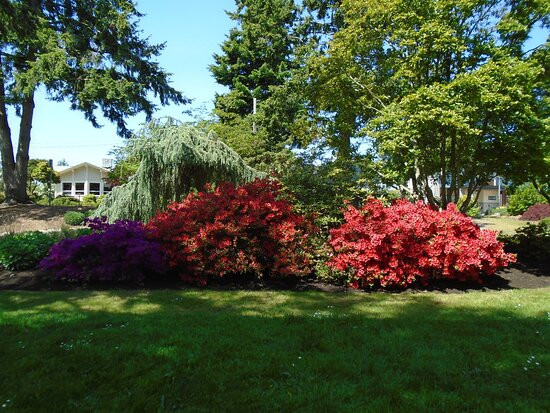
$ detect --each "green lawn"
[1,288,549,412]
[474,216,534,235]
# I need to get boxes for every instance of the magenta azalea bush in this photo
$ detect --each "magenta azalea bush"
[40,218,166,283]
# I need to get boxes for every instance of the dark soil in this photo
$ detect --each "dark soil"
[1,263,548,294]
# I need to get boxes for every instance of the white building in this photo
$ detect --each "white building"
[54,162,112,200]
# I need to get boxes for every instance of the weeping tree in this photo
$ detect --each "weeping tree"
[95,119,262,222]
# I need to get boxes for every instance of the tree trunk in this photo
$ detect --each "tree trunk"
[439,135,447,208]
[13,96,35,203]
[532,179,550,203]
[0,55,18,204]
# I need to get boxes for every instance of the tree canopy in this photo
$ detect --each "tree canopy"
[309,0,549,210]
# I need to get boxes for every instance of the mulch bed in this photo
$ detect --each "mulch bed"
[0,204,90,234]
[1,263,548,294]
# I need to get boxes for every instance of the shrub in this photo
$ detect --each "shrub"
[51,196,80,206]
[64,211,85,225]
[520,203,550,221]
[500,221,550,269]
[328,198,515,289]
[490,206,509,216]
[507,184,546,215]
[0,231,57,270]
[40,218,166,283]
[0,229,92,271]
[81,194,98,208]
[147,178,316,285]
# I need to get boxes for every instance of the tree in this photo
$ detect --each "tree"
[27,158,59,199]
[94,119,262,222]
[309,0,549,211]
[0,0,187,204]
[56,158,68,167]
[209,0,302,164]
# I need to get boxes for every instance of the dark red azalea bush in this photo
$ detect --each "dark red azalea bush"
[147,178,316,285]
[520,203,550,221]
[40,218,166,283]
[329,198,515,289]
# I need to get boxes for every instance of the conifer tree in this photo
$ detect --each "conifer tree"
[94,119,262,222]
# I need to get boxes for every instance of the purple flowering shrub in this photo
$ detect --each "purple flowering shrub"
[40,218,167,283]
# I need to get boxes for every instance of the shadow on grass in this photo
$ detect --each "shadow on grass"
[0,289,548,412]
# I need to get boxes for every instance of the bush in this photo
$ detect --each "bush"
[520,203,550,221]
[500,221,550,269]
[328,198,515,289]
[64,211,85,225]
[489,206,509,216]
[40,218,166,283]
[0,231,57,270]
[81,194,98,208]
[0,229,92,271]
[147,178,316,285]
[507,184,546,215]
[51,196,80,206]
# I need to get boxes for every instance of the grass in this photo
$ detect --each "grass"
[474,216,534,235]
[1,288,549,412]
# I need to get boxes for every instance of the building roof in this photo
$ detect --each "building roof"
[54,162,109,175]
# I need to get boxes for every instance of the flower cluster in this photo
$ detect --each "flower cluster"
[328,198,515,288]
[147,178,316,284]
[40,218,166,283]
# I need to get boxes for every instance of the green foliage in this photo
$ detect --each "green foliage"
[457,197,482,218]
[27,159,60,200]
[489,206,509,216]
[0,231,57,271]
[507,183,546,215]
[310,0,549,211]
[0,228,91,271]
[51,196,80,207]
[64,211,85,226]
[500,221,550,269]
[1,0,187,204]
[94,119,262,222]
[81,194,98,208]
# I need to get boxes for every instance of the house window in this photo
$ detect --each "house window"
[62,182,72,195]
[488,195,497,201]
[89,183,100,195]
[103,184,112,193]
[75,182,84,195]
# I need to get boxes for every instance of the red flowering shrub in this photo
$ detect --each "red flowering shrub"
[520,203,550,221]
[328,198,515,289]
[147,179,315,284]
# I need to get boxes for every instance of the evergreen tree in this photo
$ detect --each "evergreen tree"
[0,0,187,204]
[94,119,262,222]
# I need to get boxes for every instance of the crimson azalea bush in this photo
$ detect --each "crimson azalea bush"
[147,178,316,285]
[328,198,515,289]
[40,218,166,283]
[520,203,550,221]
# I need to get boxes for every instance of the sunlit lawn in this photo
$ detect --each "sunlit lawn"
[474,216,535,235]
[1,288,549,412]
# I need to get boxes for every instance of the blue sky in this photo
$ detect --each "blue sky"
[8,2,549,166]
[10,0,236,166]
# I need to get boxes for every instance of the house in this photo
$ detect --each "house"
[54,162,112,200]
[460,177,507,213]
[407,176,507,213]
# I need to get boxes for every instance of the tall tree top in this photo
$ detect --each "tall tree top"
[0,0,188,138]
